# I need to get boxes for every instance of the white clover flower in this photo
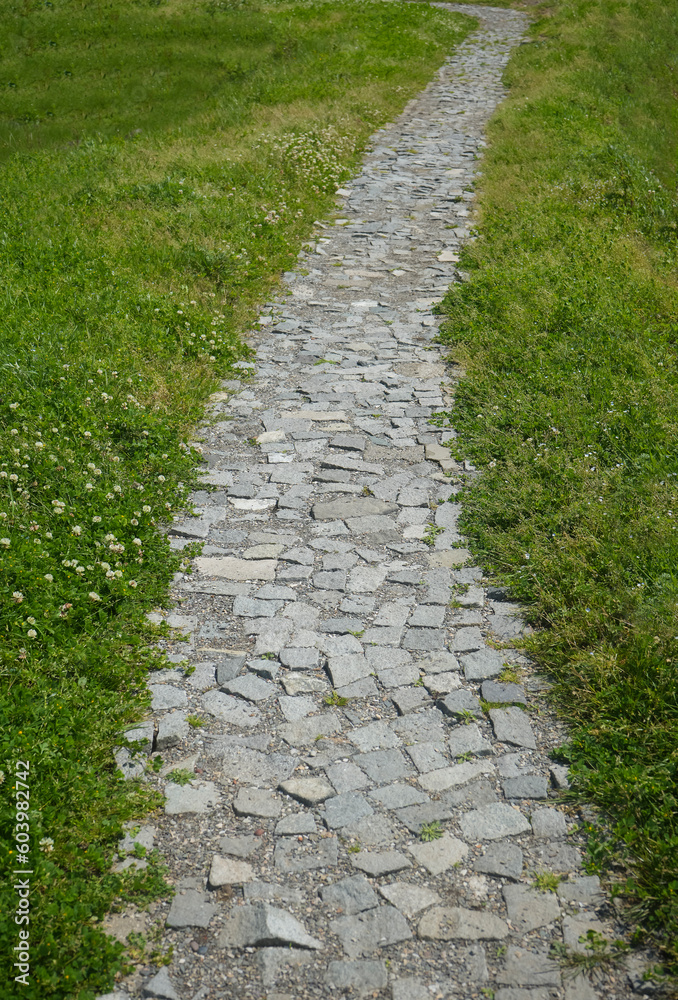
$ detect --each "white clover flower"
[39,837,54,853]
[35,441,44,450]
[75,566,85,574]
[51,499,65,508]
[141,431,149,437]
[142,505,151,513]
[0,538,10,548]
[27,629,37,638]
[113,485,122,493]
[100,561,111,571]
[89,592,101,601]
[44,574,53,582]
[0,770,4,784]
[72,525,82,536]
[0,472,6,479]
[132,538,142,546]
[52,427,58,433]
[105,493,114,500]
[114,570,122,578]
[9,402,19,410]
[94,468,102,476]
[131,518,138,526]
[92,516,101,523]
[12,592,24,603]
[104,533,115,542]
[10,429,18,436]
[27,616,36,625]
[157,475,166,482]
[45,532,53,539]
[9,474,18,482]
[87,462,96,471]
[106,570,115,579]
[0,512,8,519]
[85,483,94,491]
[112,456,120,463]
[129,580,138,588]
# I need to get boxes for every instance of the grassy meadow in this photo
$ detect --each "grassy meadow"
[441,0,678,978]
[0,2,473,997]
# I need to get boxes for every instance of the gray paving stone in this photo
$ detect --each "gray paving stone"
[418,906,509,941]
[459,802,531,840]
[274,836,338,873]
[232,596,285,618]
[164,781,220,816]
[530,841,583,872]
[409,833,468,875]
[438,690,482,718]
[214,652,248,684]
[391,978,429,1000]
[330,906,412,957]
[155,711,189,750]
[279,777,335,806]
[325,960,388,992]
[326,760,370,793]
[473,842,524,879]
[423,671,461,696]
[275,812,317,835]
[318,616,364,634]
[280,647,321,669]
[406,741,448,773]
[149,684,188,711]
[351,851,412,877]
[326,653,370,688]
[496,945,561,987]
[256,947,314,987]
[208,855,254,886]
[142,968,180,1000]
[201,691,262,728]
[496,991,550,1000]
[312,497,397,520]
[419,760,495,793]
[379,882,441,918]
[503,884,561,933]
[402,627,445,651]
[490,707,537,749]
[281,672,328,695]
[502,774,550,799]
[391,686,431,714]
[336,676,379,699]
[451,626,484,652]
[278,694,315,722]
[323,791,373,829]
[416,650,460,675]
[233,788,282,819]
[343,813,397,846]
[391,707,446,743]
[461,648,506,680]
[222,674,276,702]
[448,723,494,758]
[531,807,568,838]
[216,903,322,950]
[355,749,411,783]
[408,605,445,627]
[556,875,603,905]
[321,875,379,915]
[166,889,217,928]
[368,782,429,810]
[482,680,527,705]
[218,835,259,858]
[210,746,296,787]
[279,711,341,746]
[313,569,347,590]
[394,802,453,835]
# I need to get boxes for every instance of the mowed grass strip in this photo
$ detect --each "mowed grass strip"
[439,0,678,976]
[0,2,473,997]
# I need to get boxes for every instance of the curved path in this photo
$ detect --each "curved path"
[108,6,635,1000]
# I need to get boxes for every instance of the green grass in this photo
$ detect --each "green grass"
[0,1,473,997]
[438,0,678,975]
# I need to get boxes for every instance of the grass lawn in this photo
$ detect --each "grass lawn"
[440,0,678,978]
[0,2,473,996]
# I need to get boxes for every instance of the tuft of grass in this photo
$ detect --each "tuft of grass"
[0,1,474,997]
[439,0,678,976]
[533,871,562,893]
[419,820,444,842]
[324,690,349,707]
[165,770,194,787]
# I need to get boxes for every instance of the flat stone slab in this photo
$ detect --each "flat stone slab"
[330,905,412,958]
[323,792,374,829]
[418,906,509,941]
[233,788,282,819]
[194,556,277,580]
[279,777,336,806]
[502,884,560,933]
[275,811,317,835]
[164,781,220,815]
[482,680,527,705]
[143,968,180,1000]
[402,628,445,651]
[274,836,338,873]
[531,807,568,838]
[166,889,217,928]
[473,842,524,880]
[149,684,188,711]
[423,671,462,696]
[459,802,531,841]
[502,774,550,799]
[218,834,259,858]
[326,654,371,688]
[355,749,411,784]
[461,648,506,680]
[222,674,277,702]
[321,875,379,915]
[409,833,468,875]
[351,850,412,877]
[279,711,341,747]
[394,802,453,835]
[201,691,262,728]
[448,723,494,758]
[312,498,398,520]
[490,707,537,750]
[350,721,400,752]
[216,903,322,950]
[368,783,429,810]
[379,882,441,918]
[437,690,482,718]
[451,626,484,652]
[208,854,254,887]
[418,760,495,793]
[325,960,388,992]
[326,760,370,793]
[496,945,561,987]
[281,672,328,695]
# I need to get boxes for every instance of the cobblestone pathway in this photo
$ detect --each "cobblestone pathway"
[106,6,636,1000]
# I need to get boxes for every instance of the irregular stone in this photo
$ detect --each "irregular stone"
[256,947,314,987]
[164,781,219,815]
[343,813,396,846]
[490,707,537,750]
[391,708,446,743]
[149,685,187,711]
[330,906,412,957]
[336,676,379,699]
[326,760,370,793]
[279,777,335,806]
[274,836,338,873]
[417,651,460,674]
[194,556,277,580]
[395,802,453,835]
[222,674,276,702]
[409,605,445,627]
[503,884,561,932]
[438,690,482,718]
[233,787,282,819]
[278,694,315,722]
[218,834,259,858]
[418,907,509,941]
[156,711,189,750]
[282,672,328,695]
[244,882,304,904]
[216,903,323,950]
[166,889,217,929]
[502,774,550,799]
[402,628,445,651]
[347,565,388,592]
[410,832,469,875]
[482,680,527,705]
[355,749,411,783]
[451,626,484,652]
[557,876,603,905]
[201,691,262,728]
[323,792,373,829]
[142,968,180,1000]
[496,991,550,1000]
[324,960,388,992]
[313,569,347,590]
[368,783,429,810]
[319,616,364,634]
[459,802,531,841]
[473,842,524,880]
[496,945,561,987]
[461,648,506,680]
[208,855,254,887]
[321,875,379,915]
[275,812,317,835]
[448,723,494,758]
[391,977,429,1000]
[279,711,341,747]
[379,882,441,918]
[326,654,370,688]
[350,850,411,878]
[214,652,248,683]
[232,596,284,618]
[419,760,495,793]
[211,745,295,786]
[406,742,448,774]
[531,808,568,838]
[531,842,583,872]
[350,721,400,752]
[391,686,431,714]
[124,721,154,752]
[422,671,461,696]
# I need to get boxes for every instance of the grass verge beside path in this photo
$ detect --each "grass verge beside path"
[440,0,678,977]
[0,3,473,997]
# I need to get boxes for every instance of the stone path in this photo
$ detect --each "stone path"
[104,6,636,1000]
